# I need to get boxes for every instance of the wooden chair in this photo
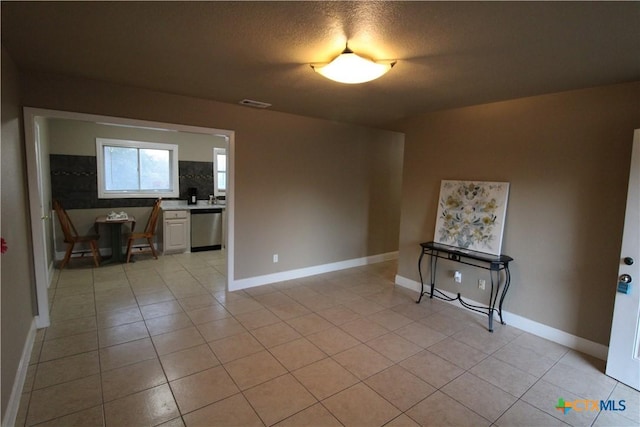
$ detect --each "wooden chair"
[125,199,162,263]
[53,199,101,269]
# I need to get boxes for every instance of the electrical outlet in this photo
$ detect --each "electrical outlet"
[454,271,462,283]
[273,254,278,263]
[478,279,486,290]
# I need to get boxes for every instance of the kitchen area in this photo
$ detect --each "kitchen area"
[44,116,229,265]
[160,189,226,254]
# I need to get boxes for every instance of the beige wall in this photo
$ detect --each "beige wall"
[394,82,640,345]
[1,47,36,419]
[47,118,227,159]
[20,71,404,280]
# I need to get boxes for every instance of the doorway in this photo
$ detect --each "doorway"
[24,107,236,328]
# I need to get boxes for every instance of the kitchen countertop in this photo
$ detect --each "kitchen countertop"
[161,200,226,211]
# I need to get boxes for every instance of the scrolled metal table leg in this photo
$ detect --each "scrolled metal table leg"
[488,269,496,332]
[498,266,511,325]
[416,249,426,303]
[429,254,438,299]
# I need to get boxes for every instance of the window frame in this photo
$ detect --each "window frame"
[96,138,179,199]
[213,147,227,196]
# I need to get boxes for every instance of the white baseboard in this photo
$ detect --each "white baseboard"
[395,275,609,361]
[2,319,37,427]
[229,251,399,291]
[394,275,423,293]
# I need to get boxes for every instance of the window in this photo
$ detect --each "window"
[96,138,179,198]
[214,147,227,196]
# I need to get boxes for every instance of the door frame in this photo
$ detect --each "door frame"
[24,107,236,328]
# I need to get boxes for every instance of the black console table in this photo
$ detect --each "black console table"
[417,241,513,332]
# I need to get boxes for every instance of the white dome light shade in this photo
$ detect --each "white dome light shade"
[312,48,396,84]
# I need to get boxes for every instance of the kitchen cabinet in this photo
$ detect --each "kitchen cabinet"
[163,210,189,253]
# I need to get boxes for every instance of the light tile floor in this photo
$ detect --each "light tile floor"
[16,251,639,426]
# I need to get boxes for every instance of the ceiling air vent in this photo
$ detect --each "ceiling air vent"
[239,99,272,109]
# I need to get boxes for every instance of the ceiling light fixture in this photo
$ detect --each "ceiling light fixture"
[311,46,396,84]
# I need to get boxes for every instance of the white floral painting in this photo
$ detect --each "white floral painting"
[434,180,510,255]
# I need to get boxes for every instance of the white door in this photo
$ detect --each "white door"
[606,129,640,391]
[34,122,51,285]
[25,113,51,327]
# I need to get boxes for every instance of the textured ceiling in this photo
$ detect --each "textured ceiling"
[2,1,639,129]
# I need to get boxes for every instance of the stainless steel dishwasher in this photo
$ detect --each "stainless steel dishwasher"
[190,208,223,251]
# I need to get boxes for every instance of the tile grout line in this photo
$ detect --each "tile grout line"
[238,272,412,426]
[143,258,197,426]
[94,264,109,427]
[21,258,631,427]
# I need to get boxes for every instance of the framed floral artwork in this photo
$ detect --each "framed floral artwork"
[434,180,510,255]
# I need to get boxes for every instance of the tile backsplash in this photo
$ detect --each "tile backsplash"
[51,154,214,209]
[177,160,215,203]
